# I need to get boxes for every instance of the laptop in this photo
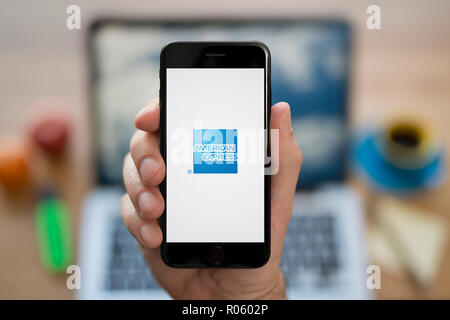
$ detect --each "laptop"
[78,19,370,300]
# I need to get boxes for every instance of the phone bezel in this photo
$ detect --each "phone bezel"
[160,42,271,268]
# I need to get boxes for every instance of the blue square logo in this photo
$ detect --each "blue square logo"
[193,129,238,174]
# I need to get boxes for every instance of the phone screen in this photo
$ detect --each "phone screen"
[166,68,265,243]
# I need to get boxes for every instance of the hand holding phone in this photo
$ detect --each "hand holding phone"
[121,97,302,299]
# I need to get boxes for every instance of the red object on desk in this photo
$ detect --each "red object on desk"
[30,114,70,156]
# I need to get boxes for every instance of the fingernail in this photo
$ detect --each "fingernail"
[139,157,159,183]
[138,191,157,215]
[140,224,155,248]
[136,103,155,120]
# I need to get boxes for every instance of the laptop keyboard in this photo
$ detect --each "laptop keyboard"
[105,214,340,291]
[105,217,159,290]
[281,215,340,289]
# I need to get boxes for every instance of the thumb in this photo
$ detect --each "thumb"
[269,102,302,261]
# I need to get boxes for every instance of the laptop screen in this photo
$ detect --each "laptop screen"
[89,20,351,188]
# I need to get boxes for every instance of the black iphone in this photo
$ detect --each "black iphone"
[159,42,271,268]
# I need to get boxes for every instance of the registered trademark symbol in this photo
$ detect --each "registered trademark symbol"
[187,169,192,174]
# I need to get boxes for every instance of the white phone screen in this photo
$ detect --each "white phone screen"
[166,68,265,243]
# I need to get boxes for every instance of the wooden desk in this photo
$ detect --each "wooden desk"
[0,0,449,299]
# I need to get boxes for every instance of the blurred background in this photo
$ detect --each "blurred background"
[0,0,449,299]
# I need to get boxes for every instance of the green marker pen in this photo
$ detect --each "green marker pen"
[34,190,73,273]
